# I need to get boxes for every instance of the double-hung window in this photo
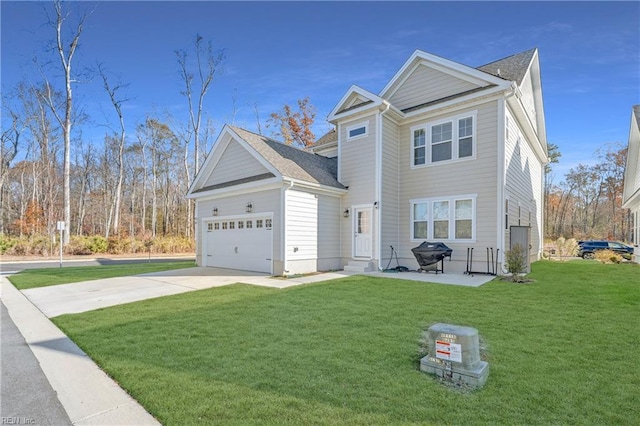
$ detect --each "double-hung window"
[412,111,476,166]
[410,195,476,241]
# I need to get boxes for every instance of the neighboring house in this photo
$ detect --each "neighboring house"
[187,48,548,275]
[622,105,640,262]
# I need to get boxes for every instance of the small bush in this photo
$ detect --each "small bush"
[594,249,623,264]
[67,236,93,255]
[554,237,579,261]
[0,234,17,255]
[505,244,527,282]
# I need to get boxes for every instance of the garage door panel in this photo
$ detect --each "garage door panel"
[205,217,272,273]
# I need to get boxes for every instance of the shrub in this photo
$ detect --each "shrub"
[0,234,17,255]
[594,249,623,264]
[554,237,579,261]
[505,244,527,282]
[67,236,93,255]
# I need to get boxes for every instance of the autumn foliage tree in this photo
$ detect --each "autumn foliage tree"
[268,97,316,147]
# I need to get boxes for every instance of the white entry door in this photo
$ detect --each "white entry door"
[353,206,372,258]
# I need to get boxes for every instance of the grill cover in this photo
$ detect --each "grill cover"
[411,242,452,268]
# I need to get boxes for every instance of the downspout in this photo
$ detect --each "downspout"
[499,85,517,274]
[377,101,391,271]
[282,180,294,275]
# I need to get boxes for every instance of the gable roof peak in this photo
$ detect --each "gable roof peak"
[477,48,538,85]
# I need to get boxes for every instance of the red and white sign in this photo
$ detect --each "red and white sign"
[435,340,462,363]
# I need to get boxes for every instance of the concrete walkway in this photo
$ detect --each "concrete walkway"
[1,277,160,425]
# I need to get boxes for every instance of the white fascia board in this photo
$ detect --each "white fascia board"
[187,178,283,200]
[187,125,232,196]
[187,125,282,196]
[622,113,640,203]
[282,177,348,196]
[507,96,548,165]
[226,127,282,177]
[380,50,510,99]
[328,85,384,122]
[402,87,509,124]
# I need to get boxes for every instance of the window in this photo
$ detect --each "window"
[265,219,272,229]
[347,121,368,140]
[413,202,428,239]
[256,219,263,228]
[238,221,244,229]
[431,123,452,162]
[432,201,449,238]
[505,199,509,230]
[411,195,476,241]
[222,222,228,230]
[246,220,253,229]
[413,129,426,166]
[412,112,476,166]
[455,200,473,239]
[214,222,220,230]
[207,223,213,232]
[229,221,235,229]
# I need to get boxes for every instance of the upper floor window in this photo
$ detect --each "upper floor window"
[410,195,476,241]
[347,121,369,140]
[412,112,476,167]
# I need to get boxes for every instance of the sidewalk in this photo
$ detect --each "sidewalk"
[1,276,160,425]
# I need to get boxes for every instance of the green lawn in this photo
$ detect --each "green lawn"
[53,261,639,425]
[8,261,195,290]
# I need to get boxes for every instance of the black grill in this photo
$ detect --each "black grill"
[411,242,452,274]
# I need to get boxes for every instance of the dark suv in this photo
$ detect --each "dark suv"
[577,240,633,260]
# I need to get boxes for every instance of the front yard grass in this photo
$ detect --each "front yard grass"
[53,261,639,425]
[8,260,195,290]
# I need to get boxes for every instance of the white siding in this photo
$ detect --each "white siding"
[204,140,269,187]
[396,101,500,272]
[504,108,544,261]
[380,115,400,267]
[519,72,538,131]
[339,113,378,262]
[285,190,318,274]
[389,64,480,111]
[196,188,283,274]
[317,194,341,271]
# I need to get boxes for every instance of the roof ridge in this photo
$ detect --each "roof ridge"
[477,47,537,69]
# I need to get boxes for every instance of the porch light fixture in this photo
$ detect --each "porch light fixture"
[343,208,350,218]
[212,207,218,216]
[246,202,253,213]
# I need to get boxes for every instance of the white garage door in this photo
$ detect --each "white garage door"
[204,216,272,273]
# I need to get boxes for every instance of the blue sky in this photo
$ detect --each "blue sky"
[2,1,639,178]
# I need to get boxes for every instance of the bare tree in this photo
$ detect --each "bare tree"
[176,34,224,238]
[98,64,129,237]
[39,0,88,244]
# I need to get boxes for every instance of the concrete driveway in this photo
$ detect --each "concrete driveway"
[21,267,353,318]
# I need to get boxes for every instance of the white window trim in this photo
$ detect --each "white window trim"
[346,121,369,141]
[410,110,477,168]
[410,194,477,242]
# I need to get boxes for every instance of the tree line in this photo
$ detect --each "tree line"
[544,143,631,242]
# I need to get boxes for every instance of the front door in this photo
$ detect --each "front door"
[353,206,372,258]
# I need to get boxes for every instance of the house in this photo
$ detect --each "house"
[622,105,640,262]
[187,48,548,275]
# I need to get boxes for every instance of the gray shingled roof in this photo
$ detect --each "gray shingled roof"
[229,126,345,190]
[313,128,337,147]
[477,48,537,85]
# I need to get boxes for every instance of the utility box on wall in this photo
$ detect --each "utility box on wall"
[420,323,489,389]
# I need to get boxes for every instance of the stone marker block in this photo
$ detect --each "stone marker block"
[420,323,489,389]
